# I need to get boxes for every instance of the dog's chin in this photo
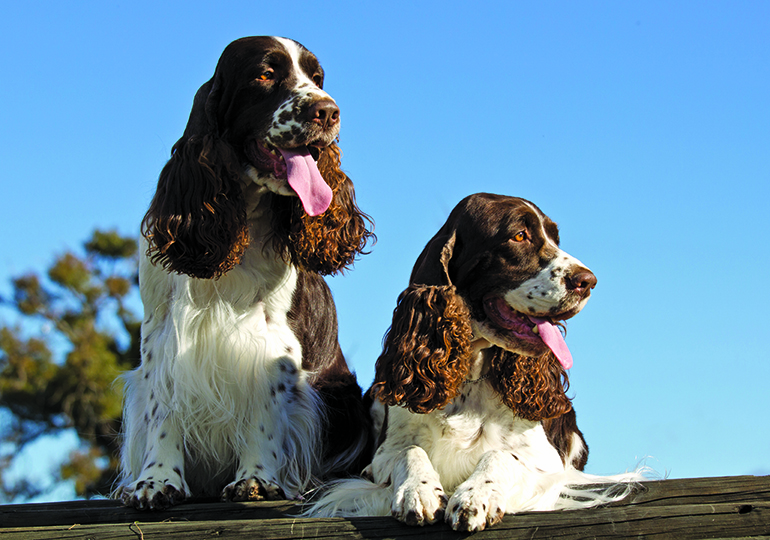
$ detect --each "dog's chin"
[244,139,291,176]
[242,139,322,194]
[245,136,338,171]
[242,136,337,218]
[555,296,590,321]
[475,295,580,359]
[243,165,296,199]
[471,319,550,358]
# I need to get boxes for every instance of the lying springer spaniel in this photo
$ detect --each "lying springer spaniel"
[117,36,374,509]
[309,193,640,531]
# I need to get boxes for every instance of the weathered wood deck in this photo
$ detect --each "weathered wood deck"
[1,475,768,539]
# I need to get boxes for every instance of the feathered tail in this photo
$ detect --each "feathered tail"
[306,467,649,518]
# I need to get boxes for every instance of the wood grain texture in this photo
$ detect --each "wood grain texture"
[1,476,768,539]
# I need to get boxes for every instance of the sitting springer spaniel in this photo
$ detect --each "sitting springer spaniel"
[309,193,641,531]
[117,36,374,509]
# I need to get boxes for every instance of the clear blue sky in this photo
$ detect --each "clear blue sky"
[1,1,768,500]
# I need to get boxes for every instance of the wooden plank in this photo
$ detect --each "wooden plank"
[0,476,768,539]
[4,475,768,528]
[628,475,770,507]
[1,502,769,540]
[0,498,299,528]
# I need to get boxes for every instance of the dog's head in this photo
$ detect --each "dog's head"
[198,36,340,212]
[373,193,595,419]
[142,37,372,279]
[421,193,596,365]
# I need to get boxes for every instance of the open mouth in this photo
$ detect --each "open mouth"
[244,140,332,216]
[482,296,573,369]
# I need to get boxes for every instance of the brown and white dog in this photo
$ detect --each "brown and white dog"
[117,36,374,509]
[309,193,641,531]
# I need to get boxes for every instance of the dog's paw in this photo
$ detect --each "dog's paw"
[121,479,187,510]
[445,480,507,532]
[392,478,448,526]
[221,476,286,502]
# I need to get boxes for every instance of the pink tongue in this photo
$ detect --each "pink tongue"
[529,317,573,370]
[277,147,333,216]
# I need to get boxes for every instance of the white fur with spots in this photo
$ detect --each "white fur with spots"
[308,353,642,532]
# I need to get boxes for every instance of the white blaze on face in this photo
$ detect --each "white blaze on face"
[504,249,591,315]
[255,37,336,216]
[504,201,592,316]
[268,37,339,146]
[274,37,322,89]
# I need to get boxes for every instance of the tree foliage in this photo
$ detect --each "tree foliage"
[0,229,140,501]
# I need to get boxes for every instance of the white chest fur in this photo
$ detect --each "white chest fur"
[136,225,307,463]
[385,381,564,492]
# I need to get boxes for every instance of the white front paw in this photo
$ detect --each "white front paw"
[446,480,507,532]
[121,462,188,510]
[392,478,448,526]
[121,478,187,510]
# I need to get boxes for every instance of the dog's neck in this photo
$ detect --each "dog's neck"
[241,165,299,219]
[465,340,494,382]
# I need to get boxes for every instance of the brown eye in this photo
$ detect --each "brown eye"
[513,231,527,242]
[312,74,323,87]
[259,69,275,81]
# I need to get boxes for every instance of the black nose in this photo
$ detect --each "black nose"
[566,269,597,296]
[308,99,340,129]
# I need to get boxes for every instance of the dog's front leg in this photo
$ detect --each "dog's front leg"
[121,412,189,510]
[445,450,520,531]
[220,415,287,502]
[220,356,306,502]
[389,445,448,526]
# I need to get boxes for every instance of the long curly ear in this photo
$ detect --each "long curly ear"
[270,143,375,275]
[371,284,473,414]
[488,349,572,421]
[141,134,248,279]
